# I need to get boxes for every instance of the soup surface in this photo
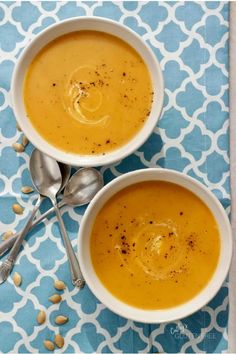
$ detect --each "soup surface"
[24,31,153,155]
[90,181,220,309]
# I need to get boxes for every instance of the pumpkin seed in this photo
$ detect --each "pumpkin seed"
[2,230,13,240]
[12,143,24,153]
[44,340,54,351]
[54,280,66,290]
[37,310,46,325]
[12,203,24,215]
[21,186,34,194]
[49,294,62,304]
[22,135,29,147]
[55,315,68,325]
[13,272,22,286]
[54,333,64,348]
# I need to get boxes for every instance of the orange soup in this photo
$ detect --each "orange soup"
[90,181,220,309]
[24,31,153,155]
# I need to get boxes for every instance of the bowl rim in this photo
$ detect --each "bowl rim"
[78,168,233,323]
[11,16,164,167]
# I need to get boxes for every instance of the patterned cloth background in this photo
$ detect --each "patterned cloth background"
[0,1,230,353]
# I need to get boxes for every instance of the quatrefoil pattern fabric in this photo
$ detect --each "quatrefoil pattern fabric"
[0,2,229,353]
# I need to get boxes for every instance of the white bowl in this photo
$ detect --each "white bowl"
[78,168,232,323]
[11,17,164,167]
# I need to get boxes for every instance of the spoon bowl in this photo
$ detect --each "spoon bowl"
[30,149,62,199]
[63,168,104,206]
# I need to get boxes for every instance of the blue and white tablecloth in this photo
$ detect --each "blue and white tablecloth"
[0,2,230,353]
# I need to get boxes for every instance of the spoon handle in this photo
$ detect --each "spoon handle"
[53,202,85,288]
[0,200,65,257]
[0,195,43,284]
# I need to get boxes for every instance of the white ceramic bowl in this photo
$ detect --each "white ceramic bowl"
[11,17,164,167]
[78,168,232,323]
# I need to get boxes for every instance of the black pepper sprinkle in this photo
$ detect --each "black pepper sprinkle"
[121,250,127,254]
[123,72,126,76]
[188,239,195,249]
[149,221,153,224]
[180,212,183,215]
[106,139,110,144]
[52,83,56,86]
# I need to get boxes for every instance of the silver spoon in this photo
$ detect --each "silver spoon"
[0,150,84,287]
[0,167,103,257]
[30,150,86,287]
[0,150,67,284]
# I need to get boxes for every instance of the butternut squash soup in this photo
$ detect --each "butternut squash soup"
[90,181,220,309]
[23,31,153,155]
